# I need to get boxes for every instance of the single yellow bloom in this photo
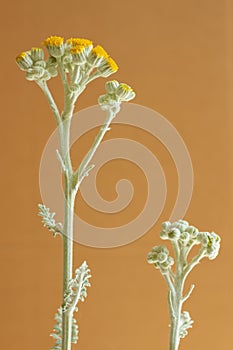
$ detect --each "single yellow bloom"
[67,38,92,47]
[92,45,109,59]
[43,36,64,47]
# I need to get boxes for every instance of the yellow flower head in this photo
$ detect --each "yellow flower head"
[116,82,136,101]
[92,45,109,59]
[43,36,64,47]
[43,36,65,57]
[16,51,33,70]
[67,38,93,47]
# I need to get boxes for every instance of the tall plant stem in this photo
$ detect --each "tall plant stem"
[62,173,75,350]
[38,79,118,350]
[59,115,75,350]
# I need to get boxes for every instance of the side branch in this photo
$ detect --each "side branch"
[73,109,115,190]
[37,81,61,125]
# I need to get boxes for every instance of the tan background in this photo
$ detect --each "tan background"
[1,0,233,349]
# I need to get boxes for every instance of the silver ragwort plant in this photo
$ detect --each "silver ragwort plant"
[147,220,221,350]
[16,35,135,350]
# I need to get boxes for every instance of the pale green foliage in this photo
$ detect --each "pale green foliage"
[38,204,63,237]
[179,311,194,339]
[63,261,91,313]
[50,261,91,349]
[50,308,79,350]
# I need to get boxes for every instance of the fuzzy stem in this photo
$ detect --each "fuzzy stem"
[168,241,181,350]
[73,109,115,188]
[38,79,75,350]
[168,247,205,349]
[62,173,75,350]
[36,81,61,125]
[37,69,119,350]
[169,274,183,350]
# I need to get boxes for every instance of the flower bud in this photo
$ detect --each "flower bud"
[168,228,180,240]
[160,230,168,240]
[162,221,171,230]
[147,252,157,264]
[16,51,33,71]
[197,232,209,246]
[176,220,189,232]
[105,80,119,93]
[186,225,199,238]
[30,47,44,61]
[116,83,136,101]
[205,232,221,260]
[157,252,168,263]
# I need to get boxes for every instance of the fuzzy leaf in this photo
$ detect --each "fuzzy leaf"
[50,307,79,349]
[63,261,91,313]
[38,204,63,236]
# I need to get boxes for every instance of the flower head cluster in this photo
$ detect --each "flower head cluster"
[147,245,174,274]
[16,35,120,84]
[98,80,136,113]
[160,220,221,260]
[16,48,57,82]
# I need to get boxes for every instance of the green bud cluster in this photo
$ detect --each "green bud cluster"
[16,49,58,82]
[98,80,136,112]
[160,220,221,260]
[147,245,174,274]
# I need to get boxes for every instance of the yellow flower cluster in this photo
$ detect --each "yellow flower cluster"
[16,35,120,81]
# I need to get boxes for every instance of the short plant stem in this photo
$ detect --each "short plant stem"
[169,278,183,350]
[167,249,204,350]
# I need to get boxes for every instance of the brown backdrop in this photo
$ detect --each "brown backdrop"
[1,0,233,349]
